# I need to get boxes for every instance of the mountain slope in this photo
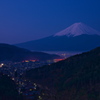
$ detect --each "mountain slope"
[0,73,22,100]
[25,47,100,100]
[0,43,60,62]
[15,23,100,51]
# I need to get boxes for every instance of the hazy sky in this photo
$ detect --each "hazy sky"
[0,0,100,44]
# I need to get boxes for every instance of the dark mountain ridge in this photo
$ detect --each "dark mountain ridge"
[0,43,60,62]
[25,47,100,100]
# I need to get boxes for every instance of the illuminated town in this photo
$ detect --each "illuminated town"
[0,58,64,100]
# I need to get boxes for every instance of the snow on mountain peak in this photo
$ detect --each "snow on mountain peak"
[54,22,100,37]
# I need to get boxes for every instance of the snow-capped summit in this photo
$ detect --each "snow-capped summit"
[54,22,100,37]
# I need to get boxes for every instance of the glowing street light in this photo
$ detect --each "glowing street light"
[0,63,4,68]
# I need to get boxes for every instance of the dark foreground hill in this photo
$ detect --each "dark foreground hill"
[0,43,60,62]
[25,47,100,100]
[0,73,22,100]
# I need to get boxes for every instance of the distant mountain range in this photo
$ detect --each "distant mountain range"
[0,43,60,62]
[25,47,100,100]
[15,22,100,51]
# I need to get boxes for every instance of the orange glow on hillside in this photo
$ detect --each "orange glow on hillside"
[22,59,38,62]
[53,59,64,62]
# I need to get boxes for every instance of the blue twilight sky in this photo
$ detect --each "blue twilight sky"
[0,0,100,44]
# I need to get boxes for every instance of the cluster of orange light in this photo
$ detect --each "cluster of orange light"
[53,59,64,62]
[22,60,37,62]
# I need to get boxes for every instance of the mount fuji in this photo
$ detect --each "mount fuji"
[15,22,100,51]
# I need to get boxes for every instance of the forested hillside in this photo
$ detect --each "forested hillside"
[26,47,100,100]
